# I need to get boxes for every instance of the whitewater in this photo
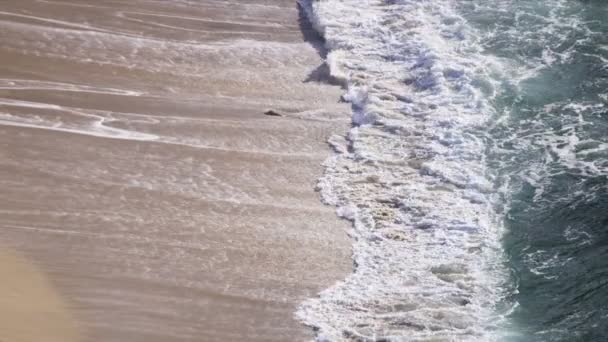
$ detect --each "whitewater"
[297,0,608,341]
[298,0,512,340]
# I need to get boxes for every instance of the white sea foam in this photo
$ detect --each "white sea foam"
[297,0,511,340]
[0,79,144,96]
[0,100,321,157]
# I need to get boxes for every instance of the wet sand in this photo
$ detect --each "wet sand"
[0,1,351,341]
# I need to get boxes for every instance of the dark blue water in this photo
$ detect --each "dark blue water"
[459,0,608,340]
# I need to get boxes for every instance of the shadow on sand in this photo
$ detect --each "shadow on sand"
[297,2,346,88]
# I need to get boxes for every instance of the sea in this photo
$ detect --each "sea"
[297,0,608,341]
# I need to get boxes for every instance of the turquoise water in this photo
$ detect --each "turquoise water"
[460,0,608,340]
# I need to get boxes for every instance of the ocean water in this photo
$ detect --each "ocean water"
[298,0,608,341]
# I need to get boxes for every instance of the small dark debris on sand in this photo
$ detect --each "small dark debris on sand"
[264,110,283,117]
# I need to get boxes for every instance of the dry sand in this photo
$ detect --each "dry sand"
[0,1,351,341]
[0,250,80,342]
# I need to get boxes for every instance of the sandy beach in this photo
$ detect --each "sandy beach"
[0,1,351,341]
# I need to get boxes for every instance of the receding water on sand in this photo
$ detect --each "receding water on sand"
[0,1,352,341]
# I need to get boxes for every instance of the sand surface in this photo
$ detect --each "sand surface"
[0,1,351,341]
